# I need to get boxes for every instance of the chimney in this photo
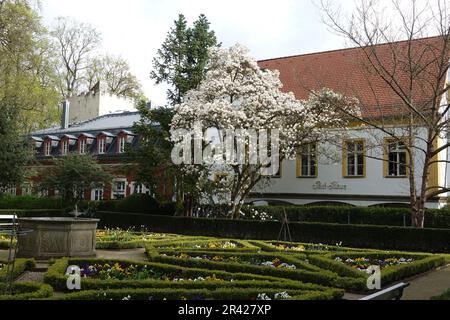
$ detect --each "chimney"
[61,100,70,129]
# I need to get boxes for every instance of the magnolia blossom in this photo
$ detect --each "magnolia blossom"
[170,44,359,218]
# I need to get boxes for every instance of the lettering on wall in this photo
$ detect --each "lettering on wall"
[312,181,347,191]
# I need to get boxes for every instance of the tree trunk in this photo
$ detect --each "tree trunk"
[230,201,244,220]
[412,202,425,229]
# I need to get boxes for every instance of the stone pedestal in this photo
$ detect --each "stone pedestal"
[17,218,99,260]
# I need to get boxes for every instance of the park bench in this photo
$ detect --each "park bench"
[359,282,410,300]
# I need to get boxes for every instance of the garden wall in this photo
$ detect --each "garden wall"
[96,211,450,253]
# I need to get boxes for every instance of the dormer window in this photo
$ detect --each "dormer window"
[97,132,114,155]
[43,135,60,157]
[78,133,95,155]
[79,139,87,154]
[98,138,106,154]
[61,140,69,155]
[44,141,52,156]
[119,136,126,154]
[117,130,135,154]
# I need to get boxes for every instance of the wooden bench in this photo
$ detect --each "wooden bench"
[359,283,410,300]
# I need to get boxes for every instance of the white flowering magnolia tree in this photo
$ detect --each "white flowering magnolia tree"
[171,44,359,219]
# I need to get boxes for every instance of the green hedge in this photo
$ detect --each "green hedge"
[147,239,261,252]
[0,195,63,210]
[242,206,450,229]
[146,247,366,291]
[0,282,53,300]
[97,194,175,215]
[0,209,64,217]
[308,251,446,286]
[432,289,450,300]
[56,287,344,301]
[44,258,329,293]
[0,259,35,282]
[96,212,450,253]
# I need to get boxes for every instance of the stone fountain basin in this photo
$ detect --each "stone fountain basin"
[17,218,99,260]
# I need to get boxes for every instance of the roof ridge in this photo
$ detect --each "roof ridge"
[258,35,444,63]
[70,111,141,128]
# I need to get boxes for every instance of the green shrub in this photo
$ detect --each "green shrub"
[0,209,64,217]
[145,247,365,290]
[431,289,450,300]
[96,212,450,253]
[0,282,53,300]
[0,259,35,282]
[43,258,323,292]
[56,287,344,300]
[0,195,63,210]
[97,194,175,216]
[242,205,450,229]
[312,251,446,287]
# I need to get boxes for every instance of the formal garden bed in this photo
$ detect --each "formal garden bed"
[44,257,343,300]
[96,228,190,249]
[0,229,447,300]
[55,287,343,301]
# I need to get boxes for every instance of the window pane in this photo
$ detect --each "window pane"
[347,154,355,176]
[399,153,407,175]
[310,159,316,176]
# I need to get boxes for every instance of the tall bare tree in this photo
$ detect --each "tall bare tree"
[51,16,101,98]
[319,0,450,228]
[85,54,143,99]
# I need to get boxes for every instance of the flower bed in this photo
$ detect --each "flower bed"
[0,234,13,250]
[147,239,260,253]
[45,258,326,292]
[335,256,415,273]
[173,253,298,270]
[307,251,446,289]
[96,228,188,249]
[144,247,364,289]
[56,287,344,301]
[251,240,367,254]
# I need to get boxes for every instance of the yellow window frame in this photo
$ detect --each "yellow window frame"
[296,143,318,178]
[342,139,366,178]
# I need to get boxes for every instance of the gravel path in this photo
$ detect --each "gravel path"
[15,271,44,283]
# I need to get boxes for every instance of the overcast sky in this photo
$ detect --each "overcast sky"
[40,0,357,106]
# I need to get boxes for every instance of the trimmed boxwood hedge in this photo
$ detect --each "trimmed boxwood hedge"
[319,251,446,286]
[56,287,344,301]
[0,259,35,282]
[146,247,367,291]
[432,289,450,300]
[44,258,313,292]
[242,206,450,229]
[0,195,63,210]
[97,194,176,216]
[0,209,64,217]
[147,239,261,252]
[0,282,53,300]
[97,212,450,253]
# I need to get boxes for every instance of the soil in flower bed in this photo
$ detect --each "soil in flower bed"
[171,253,298,270]
[335,257,414,272]
[80,262,227,282]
